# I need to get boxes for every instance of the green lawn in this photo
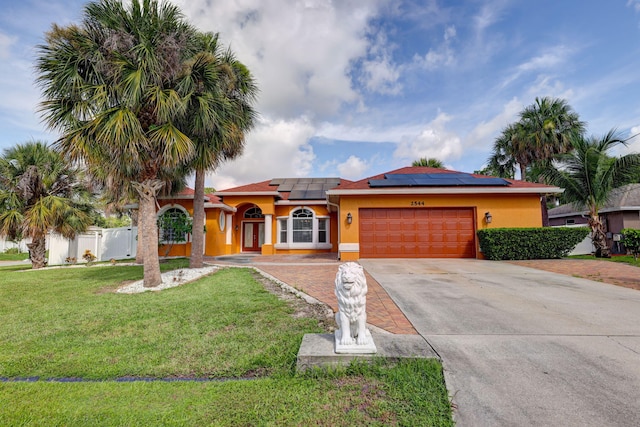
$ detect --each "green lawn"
[569,254,640,267]
[0,260,453,426]
[0,252,29,261]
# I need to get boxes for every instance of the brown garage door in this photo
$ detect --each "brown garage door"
[359,208,476,258]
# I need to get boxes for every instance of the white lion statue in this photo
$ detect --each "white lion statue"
[334,262,371,346]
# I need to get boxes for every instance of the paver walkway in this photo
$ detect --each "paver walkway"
[206,254,417,335]
[508,258,640,291]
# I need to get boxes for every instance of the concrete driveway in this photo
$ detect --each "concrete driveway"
[359,259,640,427]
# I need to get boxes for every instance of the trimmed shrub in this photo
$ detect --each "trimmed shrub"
[621,228,640,260]
[477,227,590,260]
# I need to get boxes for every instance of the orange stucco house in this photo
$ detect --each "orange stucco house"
[155,166,561,260]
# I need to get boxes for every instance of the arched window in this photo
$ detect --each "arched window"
[244,206,264,218]
[292,208,313,243]
[276,207,330,249]
[158,207,191,243]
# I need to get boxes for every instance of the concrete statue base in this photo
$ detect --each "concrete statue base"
[335,328,377,354]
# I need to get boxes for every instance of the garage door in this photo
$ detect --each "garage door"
[359,208,476,258]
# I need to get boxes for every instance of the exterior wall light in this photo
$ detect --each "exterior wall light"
[484,212,492,224]
[346,212,353,224]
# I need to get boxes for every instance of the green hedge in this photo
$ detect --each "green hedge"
[477,227,590,260]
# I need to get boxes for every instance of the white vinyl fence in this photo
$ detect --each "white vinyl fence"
[0,237,31,253]
[48,226,137,265]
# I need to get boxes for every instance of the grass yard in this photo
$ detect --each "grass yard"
[0,252,29,261]
[570,254,640,267]
[0,260,453,426]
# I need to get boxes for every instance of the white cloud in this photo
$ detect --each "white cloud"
[444,25,456,41]
[316,120,424,144]
[466,97,522,146]
[517,47,570,73]
[500,45,575,90]
[473,0,507,34]
[619,125,640,155]
[413,25,456,69]
[174,0,386,121]
[393,112,463,163]
[525,75,574,101]
[208,117,317,190]
[0,32,16,59]
[628,0,640,12]
[337,155,370,179]
[359,30,402,95]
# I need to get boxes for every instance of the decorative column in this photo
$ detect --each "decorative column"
[263,214,273,255]
[226,214,233,245]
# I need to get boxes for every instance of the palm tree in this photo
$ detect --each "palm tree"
[180,33,258,268]
[542,130,640,257]
[488,97,585,181]
[520,97,585,162]
[0,141,93,269]
[36,0,199,286]
[487,123,524,178]
[412,157,446,168]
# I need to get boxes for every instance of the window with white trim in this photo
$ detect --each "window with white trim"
[279,219,287,243]
[276,207,331,249]
[292,208,313,242]
[318,218,328,243]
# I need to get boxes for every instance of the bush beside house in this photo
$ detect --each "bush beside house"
[478,227,590,260]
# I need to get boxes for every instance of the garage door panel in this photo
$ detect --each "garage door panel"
[359,208,476,258]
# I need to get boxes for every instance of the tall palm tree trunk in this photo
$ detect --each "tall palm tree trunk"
[189,168,205,268]
[541,196,550,227]
[588,214,610,258]
[519,163,527,181]
[27,233,47,269]
[133,180,164,287]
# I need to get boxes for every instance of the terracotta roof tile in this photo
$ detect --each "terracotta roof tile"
[217,179,275,193]
[217,178,353,198]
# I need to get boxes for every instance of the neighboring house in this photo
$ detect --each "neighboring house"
[155,166,561,260]
[548,183,640,254]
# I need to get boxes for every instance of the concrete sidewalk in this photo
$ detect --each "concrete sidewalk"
[360,258,640,427]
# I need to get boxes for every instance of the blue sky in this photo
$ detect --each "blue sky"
[1,0,640,190]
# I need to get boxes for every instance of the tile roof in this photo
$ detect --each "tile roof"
[160,187,224,204]
[216,178,352,200]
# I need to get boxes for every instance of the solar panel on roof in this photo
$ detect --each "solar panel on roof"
[370,173,510,188]
[272,177,342,198]
[305,190,325,199]
[289,190,306,199]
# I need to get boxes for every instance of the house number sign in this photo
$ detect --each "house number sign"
[410,201,425,206]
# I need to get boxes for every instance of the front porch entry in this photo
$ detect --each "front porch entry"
[242,221,265,252]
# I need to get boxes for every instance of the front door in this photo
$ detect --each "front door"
[242,222,264,252]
